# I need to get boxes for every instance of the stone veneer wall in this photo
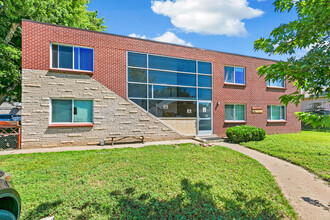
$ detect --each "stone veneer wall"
[21,69,183,148]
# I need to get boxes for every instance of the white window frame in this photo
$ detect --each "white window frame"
[267,105,286,121]
[50,98,94,124]
[224,104,246,121]
[50,43,94,72]
[267,79,285,88]
[224,66,246,85]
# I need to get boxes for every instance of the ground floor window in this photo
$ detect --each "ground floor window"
[267,105,286,120]
[51,99,93,123]
[225,104,246,121]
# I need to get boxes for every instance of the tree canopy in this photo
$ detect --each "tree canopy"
[0,0,106,104]
[254,0,329,106]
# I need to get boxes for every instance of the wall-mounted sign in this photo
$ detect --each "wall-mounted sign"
[187,109,192,114]
[251,106,263,114]
[203,107,207,112]
[163,104,168,109]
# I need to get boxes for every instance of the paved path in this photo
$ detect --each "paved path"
[220,142,330,220]
[0,139,198,155]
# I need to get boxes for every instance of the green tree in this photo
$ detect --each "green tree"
[254,0,329,127]
[0,0,106,105]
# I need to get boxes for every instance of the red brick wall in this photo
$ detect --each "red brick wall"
[21,20,301,136]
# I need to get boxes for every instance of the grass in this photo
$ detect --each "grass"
[242,131,330,182]
[0,144,296,219]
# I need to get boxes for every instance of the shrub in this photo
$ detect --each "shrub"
[226,125,266,144]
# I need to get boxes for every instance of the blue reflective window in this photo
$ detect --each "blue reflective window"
[128,52,147,68]
[198,61,212,74]
[198,75,212,87]
[224,66,234,83]
[149,55,196,73]
[128,83,147,98]
[224,66,245,84]
[74,47,94,71]
[267,79,285,88]
[128,68,147,82]
[153,86,196,100]
[58,46,73,69]
[198,89,212,100]
[149,70,196,86]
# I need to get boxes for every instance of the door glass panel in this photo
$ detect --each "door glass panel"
[199,119,211,131]
[199,103,211,118]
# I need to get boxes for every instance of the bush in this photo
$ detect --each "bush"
[226,125,266,144]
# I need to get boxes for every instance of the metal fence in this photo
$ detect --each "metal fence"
[0,121,21,150]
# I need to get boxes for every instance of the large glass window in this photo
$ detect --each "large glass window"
[127,52,212,118]
[224,66,245,85]
[149,70,196,86]
[51,99,93,123]
[267,105,286,120]
[267,79,285,88]
[149,55,196,73]
[51,44,93,71]
[149,100,196,117]
[225,104,246,121]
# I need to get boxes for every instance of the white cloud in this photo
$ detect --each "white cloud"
[151,0,264,37]
[128,31,193,46]
[153,31,193,46]
[128,33,147,39]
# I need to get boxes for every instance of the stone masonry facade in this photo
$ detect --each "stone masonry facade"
[21,69,183,148]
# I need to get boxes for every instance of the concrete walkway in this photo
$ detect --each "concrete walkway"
[0,139,199,155]
[220,142,330,220]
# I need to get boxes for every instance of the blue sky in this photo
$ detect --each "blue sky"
[88,0,299,60]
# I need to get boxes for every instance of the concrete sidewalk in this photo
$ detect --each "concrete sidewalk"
[220,142,330,220]
[0,139,199,155]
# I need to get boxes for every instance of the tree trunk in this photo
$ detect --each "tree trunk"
[0,82,18,105]
[4,23,20,44]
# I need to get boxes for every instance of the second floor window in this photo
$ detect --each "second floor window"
[267,79,285,88]
[51,44,94,71]
[224,66,245,85]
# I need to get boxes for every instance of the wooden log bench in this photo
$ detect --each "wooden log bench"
[103,136,145,146]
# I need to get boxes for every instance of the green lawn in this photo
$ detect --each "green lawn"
[0,144,296,219]
[242,131,330,182]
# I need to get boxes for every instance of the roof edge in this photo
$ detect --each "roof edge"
[21,19,279,62]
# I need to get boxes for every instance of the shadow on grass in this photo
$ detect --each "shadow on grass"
[24,200,62,219]
[75,179,285,219]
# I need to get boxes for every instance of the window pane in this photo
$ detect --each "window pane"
[128,68,147,83]
[149,55,196,73]
[74,47,79,69]
[52,100,72,123]
[79,48,93,71]
[198,61,212,74]
[198,75,212,87]
[128,83,147,98]
[58,46,73,69]
[225,105,234,120]
[224,66,234,83]
[52,44,58,68]
[153,86,196,100]
[149,70,196,86]
[235,105,245,120]
[149,100,196,117]
[198,89,212,100]
[74,100,93,123]
[199,103,211,118]
[272,105,281,120]
[268,79,284,87]
[128,52,147,68]
[199,119,212,131]
[234,67,245,84]
[267,106,271,120]
[131,99,147,111]
[281,106,286,120]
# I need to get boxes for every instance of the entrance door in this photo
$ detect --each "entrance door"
[197,102,212,135]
